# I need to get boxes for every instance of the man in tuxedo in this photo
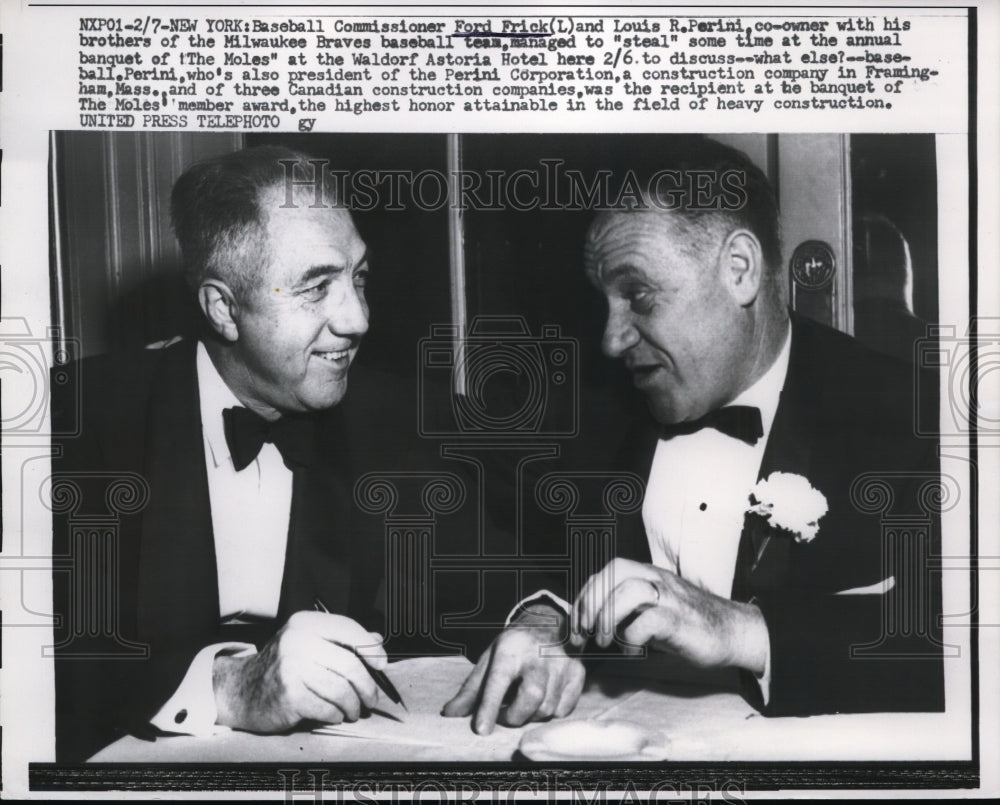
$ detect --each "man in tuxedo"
[51,146,402,760]
[444,137,944,733]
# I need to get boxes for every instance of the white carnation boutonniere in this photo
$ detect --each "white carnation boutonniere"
[746,472,829,555]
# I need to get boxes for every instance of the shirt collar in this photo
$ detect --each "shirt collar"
[729,322,792,437]
[197,340,245,469]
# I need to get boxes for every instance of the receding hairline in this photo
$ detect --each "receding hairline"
[586,205,772,277]
[252,182,361,269]
[586,206,724,258]
[256,179,350,221]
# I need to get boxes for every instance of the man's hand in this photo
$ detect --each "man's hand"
[571,558,769,674]
[442,604,585,735]
[213,611,387,734]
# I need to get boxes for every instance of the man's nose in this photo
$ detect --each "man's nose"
[602,303,638,358]
[329,283,369,337]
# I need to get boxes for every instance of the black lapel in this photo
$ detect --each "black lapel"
[277,406,355,622]
[135,341,221,645]
[758,324,816,485]
[737,316,820,596]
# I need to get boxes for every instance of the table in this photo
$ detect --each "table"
[91,656,966,763]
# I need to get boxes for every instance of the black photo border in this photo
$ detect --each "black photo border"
[28,3,982,794]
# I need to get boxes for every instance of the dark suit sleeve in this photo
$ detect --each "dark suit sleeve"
[50,354,211,760]
[50,360,146,760]
[756,591,943,715]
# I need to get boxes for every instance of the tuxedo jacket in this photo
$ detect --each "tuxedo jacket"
[50,339,432,761]
[606,314,945,715]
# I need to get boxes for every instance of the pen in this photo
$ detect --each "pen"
[312,596,408,712]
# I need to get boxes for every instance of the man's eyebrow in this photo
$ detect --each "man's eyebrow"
[295,250,369,287]
[596,263,644,285]
[295,265,338,287]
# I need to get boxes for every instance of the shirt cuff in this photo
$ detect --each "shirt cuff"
[747,596,771,706]
[754,642,772,706]
[149,643,257,736]
[504,589,571,627]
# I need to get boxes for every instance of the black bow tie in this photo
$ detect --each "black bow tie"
[659,405,763,446]
[222,406,319,471]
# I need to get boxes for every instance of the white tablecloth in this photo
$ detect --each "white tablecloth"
[90,655,967,762]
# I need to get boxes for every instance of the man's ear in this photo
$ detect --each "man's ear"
[197,280,240,342]
[718,229,764,307]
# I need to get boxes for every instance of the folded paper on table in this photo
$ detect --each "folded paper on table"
[311,656,525,756]
[308,653,753,759]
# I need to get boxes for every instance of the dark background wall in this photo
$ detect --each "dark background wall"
[52,132,939,376]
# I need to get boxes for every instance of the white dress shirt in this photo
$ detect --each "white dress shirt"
[196,341,293,620]
[511,326,792,702]
[643,326,791,599]
[150,342,293,735]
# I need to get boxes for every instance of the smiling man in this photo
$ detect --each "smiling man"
[195,196,369,418]
[445,136,944,733]
[51,146,391,759]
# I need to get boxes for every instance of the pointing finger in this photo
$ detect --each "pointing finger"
[441,652,490,718]
[473,648,521,735]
